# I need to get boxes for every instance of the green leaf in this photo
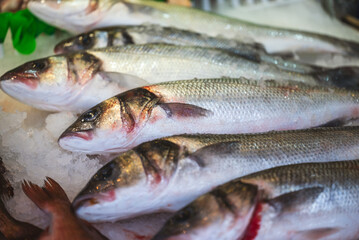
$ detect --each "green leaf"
[0,12,12,43]
[13,28,36,55]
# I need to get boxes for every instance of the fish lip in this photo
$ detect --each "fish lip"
[72,193,99,210]
[72,189,116,210]
[59,130,94,142]
[0,71,39,89]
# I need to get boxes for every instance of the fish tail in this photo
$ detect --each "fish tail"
[22,177,70,212]
[43,177,70,202]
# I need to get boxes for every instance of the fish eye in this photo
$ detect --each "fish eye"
[173,207,194,223]
[82,108,100,122]
[32,60,47,71]
[80,33,94,46]
[97,162,117,180]
[101,166,113,179]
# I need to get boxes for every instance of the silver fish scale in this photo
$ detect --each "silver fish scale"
[150,78,359,126]
[125,24,253,50]
[240,161,359,234]
[177,129,359,177]
[89,45,318,84]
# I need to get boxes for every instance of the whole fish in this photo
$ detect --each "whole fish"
[27,0,359,57]
[22,177,108,240]
[54,24,317,74]
[72,126,359,222]
[58,78,359,154]
[2,44,356,112]
[153,160,359,240]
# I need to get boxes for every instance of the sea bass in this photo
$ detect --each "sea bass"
[58,78,359,154]
[22,177,108,240]
[27,0,359,57]
[54,24,318,74]
[153,160,359,240]
[72,127,359,222]
[2,44,356,112]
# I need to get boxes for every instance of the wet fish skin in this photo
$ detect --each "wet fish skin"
[59,78,359,154]
[54,24,268,68]
[28,0,359,57]
[153,160,359,240]
[2,44,359,112]
[72,126,359,222]
[54,25,265,56]
[54,24,318,75]
[152,181,258,240]
[22,177,108,240]
[0,51,125,112]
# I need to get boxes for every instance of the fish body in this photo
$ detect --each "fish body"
[22,177,107,240]
[3,44,355,112]
[72,126,359,222]
[54,24,319,75]
[153,160,359,240]
[28,0,359,57]
[59,78,359,154]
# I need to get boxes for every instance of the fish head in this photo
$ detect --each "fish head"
[58,88,160,153]
[73,139,185,222]
[54,30,109,54]
[72,150,146,222]
[28,0,113,33]
[152,181,258,240]
[0,52,102,111]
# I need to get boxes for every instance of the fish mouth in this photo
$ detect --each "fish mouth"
[73,189,116,210]
[59,130,94,141]
[0,72,39,89]
[72,193,100,210]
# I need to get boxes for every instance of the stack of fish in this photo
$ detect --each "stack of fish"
[1,0,359,239]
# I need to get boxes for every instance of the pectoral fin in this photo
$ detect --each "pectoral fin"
[292,227,341,240]
[267,187,324,216]
[188,141,240,167]
[159,103,212,119]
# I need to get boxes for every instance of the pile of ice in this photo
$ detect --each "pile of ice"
[0,99,102,227]
[0,95,170,239]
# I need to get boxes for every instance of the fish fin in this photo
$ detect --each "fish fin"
[43,177,70,203]
[22,180,50,211]
[267,187,324,216]
[22,177,70,212]
[313,67,359,90]
[315,118,347,128]
[99,71,150,90]
[292,227,341,240]
[158,103,212,118]
[188,141,239,167]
